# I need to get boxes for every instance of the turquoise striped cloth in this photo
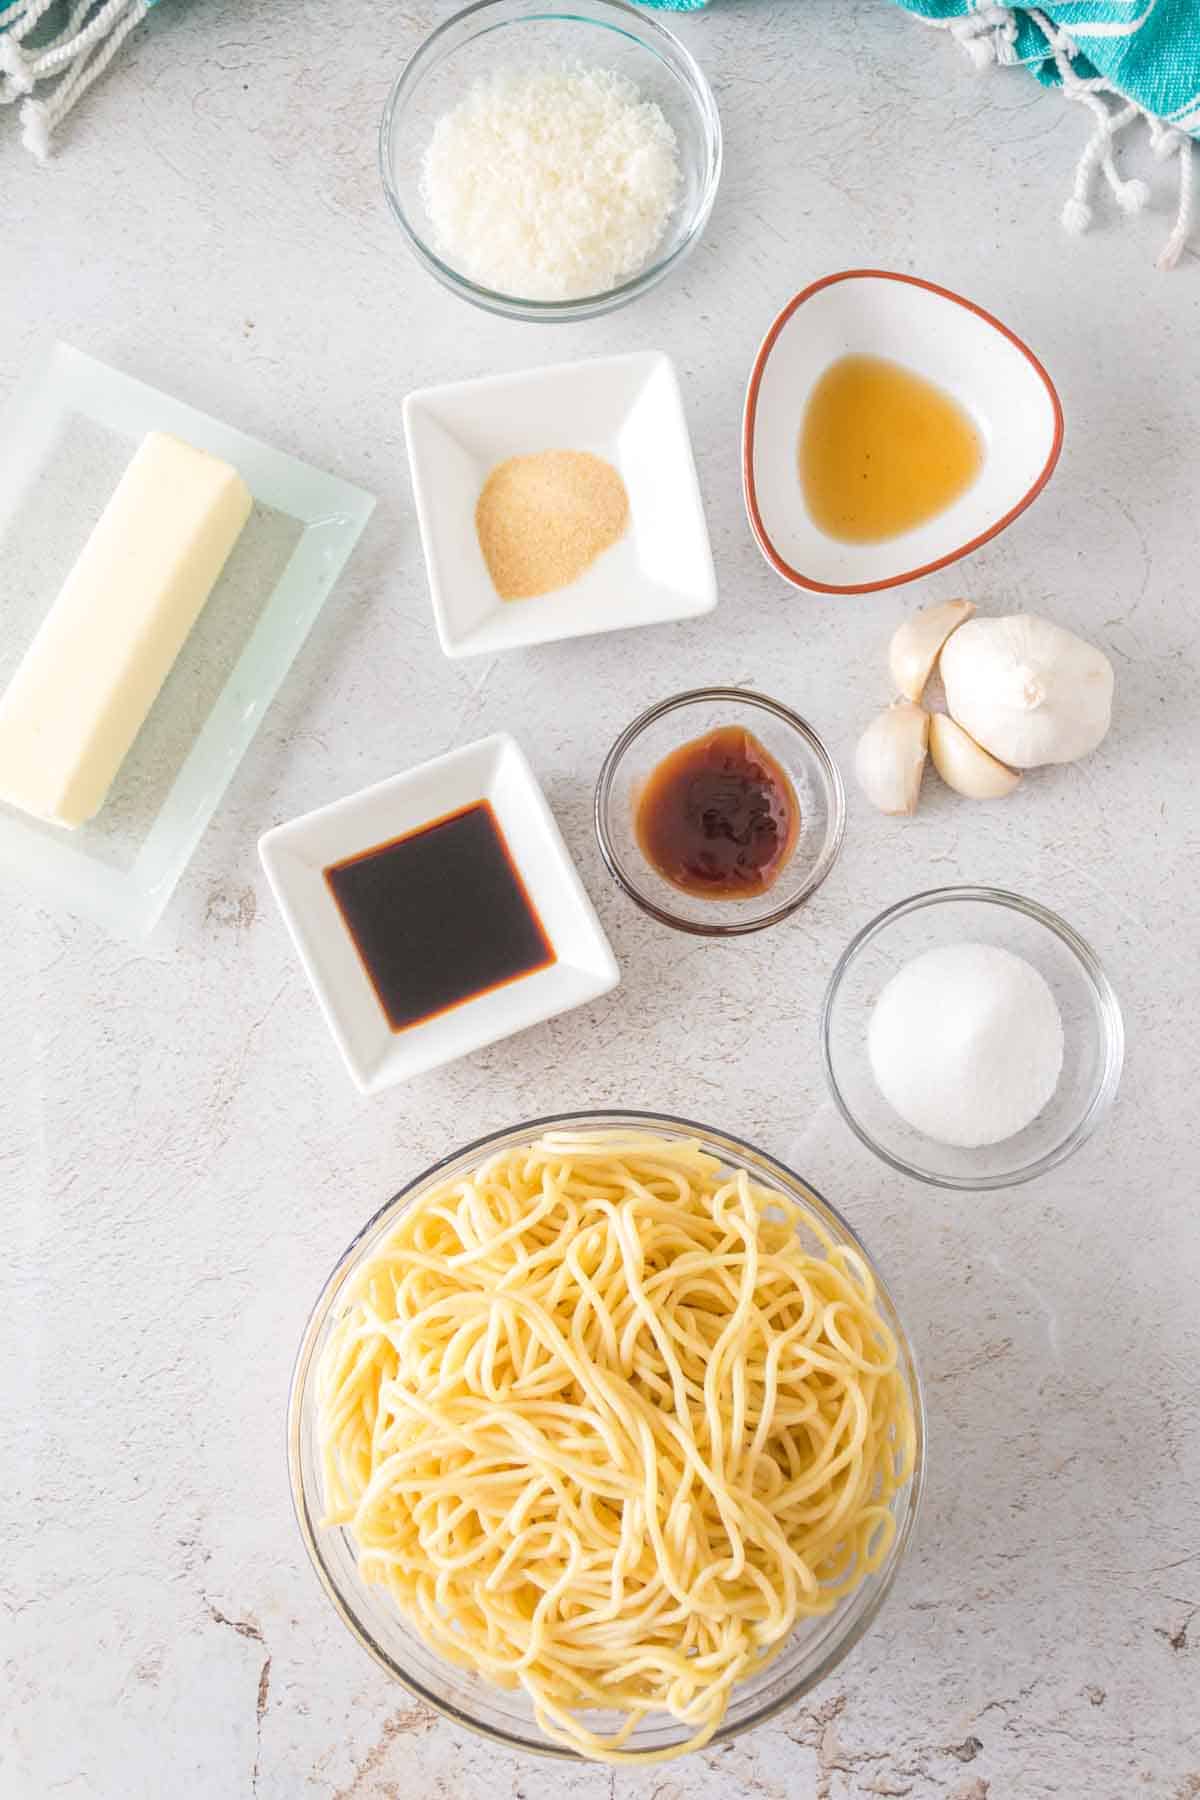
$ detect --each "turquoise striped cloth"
[870,3,1198,265]
[638,0,1197,264]
[639,0,1200,140]
[888,2,1200,138]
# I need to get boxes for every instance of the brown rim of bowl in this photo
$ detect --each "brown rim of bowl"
[741,269,1065,596]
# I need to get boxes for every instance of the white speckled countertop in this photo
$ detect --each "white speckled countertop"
[2,3,1198,1796]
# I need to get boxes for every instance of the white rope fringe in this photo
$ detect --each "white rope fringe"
[949,5,1020,70]
[944,3,1194,270]
[0,0,149,159]
[1147,109,1195,272]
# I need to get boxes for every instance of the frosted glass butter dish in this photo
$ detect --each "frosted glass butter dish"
[0,344,375,937]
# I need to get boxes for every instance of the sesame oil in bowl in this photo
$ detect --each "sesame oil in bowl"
[744,270,1062,593]
[799,352,983,545]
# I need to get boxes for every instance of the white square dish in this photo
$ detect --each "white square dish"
[0,342,375,936]
[258,733,619,1093]
[403,351,717,657]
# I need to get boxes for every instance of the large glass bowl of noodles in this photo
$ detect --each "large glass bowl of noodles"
[288,1111,925,1763]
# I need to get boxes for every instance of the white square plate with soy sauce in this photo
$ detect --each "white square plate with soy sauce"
[0,343,375,937]
[258,733,620,1093]
[403,350,717,658]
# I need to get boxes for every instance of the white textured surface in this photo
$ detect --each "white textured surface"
[2,3,1198,1797]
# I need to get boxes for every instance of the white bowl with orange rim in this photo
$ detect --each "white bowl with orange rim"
[742,269,1063,596]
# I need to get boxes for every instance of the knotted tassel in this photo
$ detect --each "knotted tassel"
[1,0,151,157]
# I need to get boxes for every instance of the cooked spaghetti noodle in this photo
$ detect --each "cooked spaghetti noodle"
[317,1131,915,1763]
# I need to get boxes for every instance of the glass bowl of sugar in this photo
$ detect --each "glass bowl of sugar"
[821,886,1124,1191]
[379,0,722,322]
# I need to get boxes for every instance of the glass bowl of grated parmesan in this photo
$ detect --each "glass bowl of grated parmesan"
[380,0,722,321]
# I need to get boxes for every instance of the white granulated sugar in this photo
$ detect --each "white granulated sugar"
[867,941,1065,1149]
[420,64,681,302]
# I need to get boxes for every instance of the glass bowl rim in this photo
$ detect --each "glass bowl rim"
[377,0,723,322]
[287,1106,926,1761]
[820,884,1125,1192]
[593,686,848,936]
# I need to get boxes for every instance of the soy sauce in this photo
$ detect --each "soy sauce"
[325,801,555,1032]
[634,726,799,900]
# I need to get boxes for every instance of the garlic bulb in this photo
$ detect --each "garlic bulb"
[939,614,1114,768]
[888,598,975,703]
[855,701,929,815]
[929,713,1020,799]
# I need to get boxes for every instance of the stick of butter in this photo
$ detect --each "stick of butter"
[0,431,253,828]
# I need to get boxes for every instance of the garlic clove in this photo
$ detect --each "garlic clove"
[887,598,975,703]
[928,712,1020,799]
[855,701,929,815]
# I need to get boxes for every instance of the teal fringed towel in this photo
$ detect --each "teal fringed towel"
[642,0,1196,267]
[892,1,1200,132]
[890,2,1197,267]
[1,0,157,158]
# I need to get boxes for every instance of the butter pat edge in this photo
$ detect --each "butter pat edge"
[0,432,253,828]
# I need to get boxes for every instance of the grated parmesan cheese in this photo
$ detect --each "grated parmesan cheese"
[420,64,681,302]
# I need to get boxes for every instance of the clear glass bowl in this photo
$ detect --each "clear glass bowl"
[594,688,846,935]
[378,0,722,322]
[821,887,1124,1191]
[288,1110,925,1761]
